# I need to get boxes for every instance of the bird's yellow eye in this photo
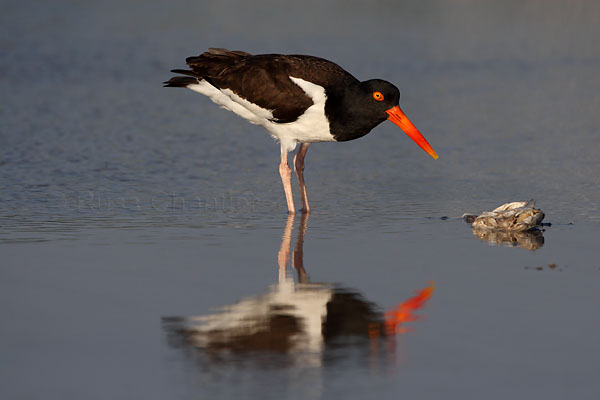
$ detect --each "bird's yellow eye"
[373,91,384,101]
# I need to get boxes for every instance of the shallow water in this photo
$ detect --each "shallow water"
[2,1,600,399]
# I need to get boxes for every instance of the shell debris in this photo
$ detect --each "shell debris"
[463,199,545,232]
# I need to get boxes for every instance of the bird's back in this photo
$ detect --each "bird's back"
[166,48,358,123]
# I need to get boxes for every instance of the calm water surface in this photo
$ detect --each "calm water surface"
[1,1,600,399]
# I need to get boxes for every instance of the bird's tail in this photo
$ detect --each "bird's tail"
[163,48,252,88]
[163,76,200,87]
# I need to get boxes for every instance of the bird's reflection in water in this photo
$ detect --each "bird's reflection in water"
[163,214,434,368]
[471,227,545,251]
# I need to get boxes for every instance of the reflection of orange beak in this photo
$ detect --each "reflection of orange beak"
[384,282,435,335]
[386,106,439,160]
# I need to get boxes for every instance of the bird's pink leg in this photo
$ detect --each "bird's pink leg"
[293,143,311,213]
[279,149,295,213]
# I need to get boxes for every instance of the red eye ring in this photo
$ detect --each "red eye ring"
[373,91,384,101]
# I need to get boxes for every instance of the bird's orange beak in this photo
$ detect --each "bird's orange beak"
[386,105,438,160]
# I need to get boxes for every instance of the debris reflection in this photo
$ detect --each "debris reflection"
[471,227,545,250]
[162,213,434,367]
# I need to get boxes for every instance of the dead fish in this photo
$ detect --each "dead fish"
[463,199,545,232]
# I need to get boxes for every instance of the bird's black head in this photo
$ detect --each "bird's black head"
[356,79,401,116]
[326,78,438,159]
[326,79,401,141]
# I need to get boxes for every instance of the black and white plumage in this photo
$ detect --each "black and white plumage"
[165,48,438,213]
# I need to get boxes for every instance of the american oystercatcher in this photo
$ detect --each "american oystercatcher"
[164,48,438,213]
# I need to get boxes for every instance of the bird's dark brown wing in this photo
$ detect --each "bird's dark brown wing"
[170,48,358,123]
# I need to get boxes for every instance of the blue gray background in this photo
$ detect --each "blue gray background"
[1,1,599,399]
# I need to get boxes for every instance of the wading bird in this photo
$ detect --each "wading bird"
[165,48,438,213]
